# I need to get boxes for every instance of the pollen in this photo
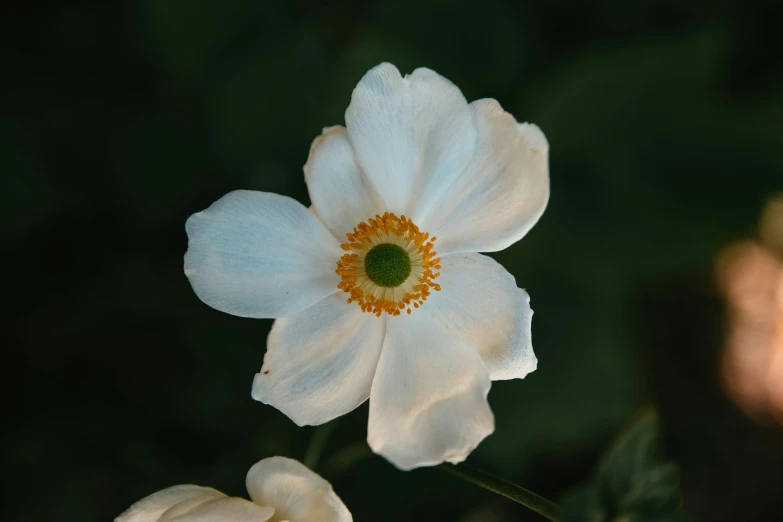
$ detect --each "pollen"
[335,212,441,316]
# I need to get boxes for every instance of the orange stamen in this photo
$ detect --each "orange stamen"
[335,212,441,316]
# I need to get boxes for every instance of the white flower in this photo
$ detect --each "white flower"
[185,63,549,470]
[115,457,351,522]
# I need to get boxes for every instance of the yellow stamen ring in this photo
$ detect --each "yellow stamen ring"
[335,213,441,316]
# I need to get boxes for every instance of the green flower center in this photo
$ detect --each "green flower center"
[364,243,411,288]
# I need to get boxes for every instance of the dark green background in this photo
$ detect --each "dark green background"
[4,1,782,521]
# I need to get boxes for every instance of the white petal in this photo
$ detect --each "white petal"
[116,485,274,522]
[426,99,550,255]
[116,486,222,522]
[428,253,537,380]
[305,126,385,239]
[251,294,384,426]
[159,497,274,522]
[367,314,494,470]
[184,190,343,319]
[246,457,352,522]
[345,63,477,215]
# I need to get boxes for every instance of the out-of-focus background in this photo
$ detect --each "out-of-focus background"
[4,1,782,521]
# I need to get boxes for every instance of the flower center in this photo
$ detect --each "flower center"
[335,212,441,316]
[364,243,412,287]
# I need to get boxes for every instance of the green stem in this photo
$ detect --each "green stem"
[440,464,560,521]
[303,420,338,471]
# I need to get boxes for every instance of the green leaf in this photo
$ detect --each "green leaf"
[596,412,682,515]
[597,411,661,490]
[622,463,681,515]
[560,411,693,522]
[560,487,608,522]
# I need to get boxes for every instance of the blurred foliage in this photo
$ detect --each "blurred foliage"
[561,412,691,522]
[3,1,782,521]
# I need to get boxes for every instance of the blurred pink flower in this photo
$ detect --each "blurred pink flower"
[718,196,783,422]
